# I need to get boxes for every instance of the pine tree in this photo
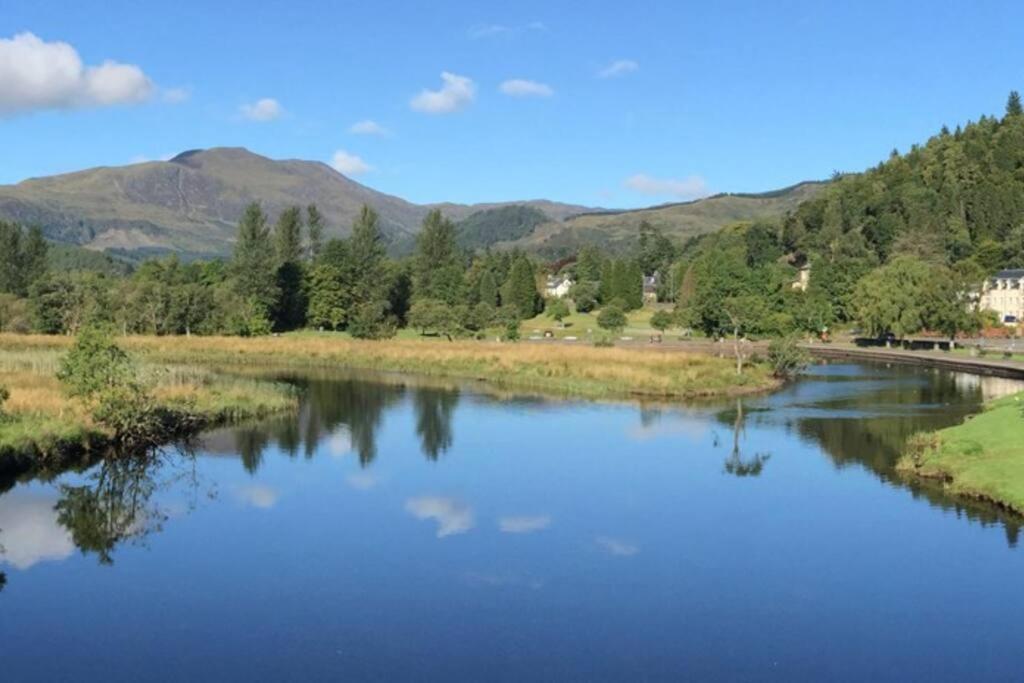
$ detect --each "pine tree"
[506,255,540,319]
[1006,90,1023,117]
[413,209,464,305]
[306,204,325,261]
[275,206,304,265]
[478,270,499,307]
[345,205,390,336]
[231,202,279,326]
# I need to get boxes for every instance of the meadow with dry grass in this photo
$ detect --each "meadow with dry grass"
[0,332,777,405]
[0,342,296,460]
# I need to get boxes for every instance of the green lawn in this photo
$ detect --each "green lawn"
[519,305,680,340]
[899,392,1024,514]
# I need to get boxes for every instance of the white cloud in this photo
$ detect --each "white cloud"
[499,79,553,98]
[624,173,709,200]
[598,59,639,79]
[0,493,75,569]
[345,472,378,491]
[349,119,390,136]
[326,427,352,458]
[405,496,474,538]
[0,32,153,116]
[498,515,551,534]
[330,149,372,176]
[410,72,475,114]
[239,97,283,122]
[235,484,279,509]
[161,87,190,104]
[596,536,639,557]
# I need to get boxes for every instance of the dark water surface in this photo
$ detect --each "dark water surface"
[2,362,1023,682]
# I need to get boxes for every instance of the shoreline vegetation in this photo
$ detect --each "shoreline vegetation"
[899,392,1024,515]
[0,332,779,402]
[0,331,779,474]
[0,337,297,473]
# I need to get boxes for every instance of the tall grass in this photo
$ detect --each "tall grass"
[0,333,775,401]
[0,341,296,458]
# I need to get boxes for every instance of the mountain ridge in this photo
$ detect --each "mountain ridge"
[0,147,824,258]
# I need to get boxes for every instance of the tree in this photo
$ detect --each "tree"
[231,202,279,330]
[408,298,460,339]
[570,280,599,313]
[413,210,464,305]
[852,256,932,340]
[506,255,541,318]
[0,222,48,297]
[306,204,325,261]
[306,262,347,330]
[1007,90,1023,117]
[57,326,158,445]
[767,336,810,379]
[597,305,627,334]
[345,205,391,336]
[650,310,673,333]
[546,298,570,326]
[272,206,307,331]
[478,270,499,308]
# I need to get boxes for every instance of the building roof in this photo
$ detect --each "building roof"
[994,269,1024,279]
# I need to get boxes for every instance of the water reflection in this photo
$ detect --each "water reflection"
[718,399,772,477]
[52,450,200,565]
[202,376,458,470]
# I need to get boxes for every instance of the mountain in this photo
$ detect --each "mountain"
[0,147,823,259]
[501,181,826,257]
[0,147,591,258]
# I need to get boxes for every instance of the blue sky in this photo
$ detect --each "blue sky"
[2,0,1023,208]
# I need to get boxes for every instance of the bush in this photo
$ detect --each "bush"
[650,310,674,332]
[503,319,521,342]
[570,281,599,313]
[57,325,159,444]
[766,335,810,379]
[349,301,395,339]
[0,384,9,421]
[546,298,570,324]
[597,305,627,334]
[593,335,614,347]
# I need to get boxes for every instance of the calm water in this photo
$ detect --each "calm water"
[2,362,1023,682]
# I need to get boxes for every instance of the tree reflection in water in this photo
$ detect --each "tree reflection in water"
[54,447,202,565]
[414,388,459,461]
[719,399,771,477]
[218,376,460,471]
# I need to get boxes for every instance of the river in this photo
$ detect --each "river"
[1,362,1022,681]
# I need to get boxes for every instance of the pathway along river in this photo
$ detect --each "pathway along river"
[1,361,1023,681]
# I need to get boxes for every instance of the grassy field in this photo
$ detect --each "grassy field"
[0,332,776,406]
[898,392,1024,514]
[0,345,296,460]
[517,307,676,341]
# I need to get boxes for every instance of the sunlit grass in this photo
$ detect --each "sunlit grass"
[0,342,296,458]
[899,392,1024,514]
[0,332,773,401]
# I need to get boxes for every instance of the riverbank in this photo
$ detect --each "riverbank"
[0,345,297,469]
[0,333,778,404]
[898,392,1024,515]
[805,343,1024,380]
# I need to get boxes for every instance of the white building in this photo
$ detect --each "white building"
[545,275,573,299]
[979,269,1024,325]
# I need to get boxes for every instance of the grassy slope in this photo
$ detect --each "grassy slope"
[0,333,776,404]
[0,347,296,458]
[898,393,1024,513]
[516,182,825,256]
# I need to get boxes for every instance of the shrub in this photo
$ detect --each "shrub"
[57,326,159,445]
[349,301,395,339]
[0,384,9,421]
[650,310,674,332]
[503,319,521,342]
[597,305,627,334]
[766,335,810,379]
[546,298,570,324]
[593,335,614,347]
